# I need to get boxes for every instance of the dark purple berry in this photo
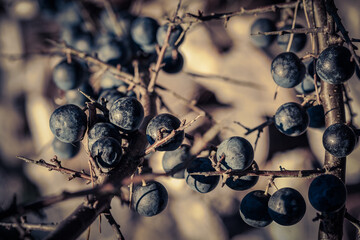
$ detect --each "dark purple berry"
[49,104,87,143]
[274,102,309,136]
[162,144,191,178]
[308,174,346,213]
[322,123,357,157]
[316,45,355,84]
[277,24,307,52]
[91,137,122,169]
[240,190,272,228]
[268,188,306,226]
[146,113,184,151]
[271,52,306,88]
[250,18,276,48]
[109,97,144,132]
[216,136,254,171]
[132,181,168,217]
[226,162,258,191]
[185,157,219,193]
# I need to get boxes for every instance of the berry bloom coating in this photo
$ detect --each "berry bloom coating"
[226,162,259,191]
[308,174,346,213]
[268,188,306,226]
[240,190,272,228]
[316,45,355,84]
[277,24,307,52]
[132,181,168,217]
[146,113,184,151]
[52,58,86,91]
[322,123,357,158]
[216,136,254,171]
[250,18,276,48]
[130,17,159,46]
[185,157,219,193]
[52,138,80,159]
[274,102,309,136]
[87,122,122,151]
[271,52,306,88]
[156,24,184,47]
[162,144,191,179]
[109,97,144,132]
[91,137,122,169]
[49,104,87,143]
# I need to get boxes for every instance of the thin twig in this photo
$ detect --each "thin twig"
[286,1,300,52]
[189,168,325,178]
[148,24,173,93]
[184,1,300,23]
[185,71,263,89]
[17,156,93,181]
[252,27,324,36]
[0,222,57,232]
[234,117,274,136]
[103,210,125,240]
[0,185,116,221]
[345,211,360,233]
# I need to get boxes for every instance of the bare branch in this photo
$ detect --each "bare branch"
[185,1,301,23]
[252,27,324,36]
[103,210,125,240]
[185,71,263,89]
[0,222,57,232]
[189,168,326,178]
[17,156,93,181]
[345,211,360,233]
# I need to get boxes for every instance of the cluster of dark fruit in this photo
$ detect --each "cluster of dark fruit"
[240,173,346,228]
[268,43,358,158]
[162,135,348,228]
[45,1,186,159]
[49,96,185,217]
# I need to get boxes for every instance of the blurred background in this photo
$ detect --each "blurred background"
[0,0,359,239]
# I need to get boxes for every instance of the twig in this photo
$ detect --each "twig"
[17,156,93,181]
[185,1,300,23]
[234,117,274,136]
[47,40,136,86]
[0,222,57,232]
[342,84,356,125]
[189,168,326,178]
[148,24,174,93]
[103,210,125,240]
[0,185,116,221]
[155,84,215,122]
[345,211,360,233]
[286,1,300,52]
[252,27,324,36]
[185,71,263,89]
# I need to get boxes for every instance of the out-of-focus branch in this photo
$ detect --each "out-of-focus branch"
[184,1,300,23]
[185,71,263,89]
[103,210,125,240]
[0,222,57,232]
